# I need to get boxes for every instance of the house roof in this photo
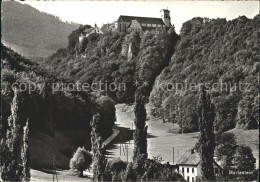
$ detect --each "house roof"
[117,15,165,25]
[177,150,223,169]
[176,150,200,166]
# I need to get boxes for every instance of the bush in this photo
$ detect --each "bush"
[69,147,92,177]
[108,158,127,173]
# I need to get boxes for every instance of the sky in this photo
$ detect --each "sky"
[20,1,259,33]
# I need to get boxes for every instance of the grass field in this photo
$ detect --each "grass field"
[108,104,259,168]
[30,130,91,169]
[31,169,91,181]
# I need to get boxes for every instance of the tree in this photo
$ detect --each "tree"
[91,114,107,181]
[124,162,136,181]
[197,86,216,181]
[216,132,237,175]
[133,86,148,161]
[236,145,256,172]
[0,89,30,181]
[22,120,30,182]
[95,95,116,139]
[70,147,92,177]
[109,158,127,173]
[237,95,259,129]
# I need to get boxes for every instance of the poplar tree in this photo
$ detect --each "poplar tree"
[0,89,30,181]
[91,114,107,181]
[133,86,148,161]
[197,86,215,181]
[22,120,30,182]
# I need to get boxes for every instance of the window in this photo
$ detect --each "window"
[187,177,190,182]
[192,168,194,173]
[152,24,156,27]
[147,24,151,27]
[182,167,184,174]
[215,168,218,174]
[142,23,146,26]
[192,177,194,182]
[187,168,189,173]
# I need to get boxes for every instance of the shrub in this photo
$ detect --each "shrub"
[109,158,127,173]
[69,147,92,177]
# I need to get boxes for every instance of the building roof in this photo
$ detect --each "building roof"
[161,9,170,12]
[177,150,223,169]
[176,150,200,166]
[117,15,165,25]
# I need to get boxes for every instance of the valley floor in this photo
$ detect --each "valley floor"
[31,169,91,182]
[107,104,259,168]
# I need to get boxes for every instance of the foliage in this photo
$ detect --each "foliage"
[197,86,215,181]
[69,147,92,177]
[236,145,256,172]
[0,89,30,181]
[1,44,115,140]
[237,95,259,129]
[133,86,148,161]
[95,95,116,138]
[149,15,259,133]
[91,114,107,181]
[43,27,179,103]
[108,158,127,173]
[68,24,92,54]
[216,132,237,175]
[22,121,30,182]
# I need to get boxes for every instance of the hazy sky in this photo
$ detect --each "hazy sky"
[21,1,259,33]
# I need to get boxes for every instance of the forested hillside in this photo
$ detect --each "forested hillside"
[1,1,79,57]
[149,15,259,133]
[42,15,258,134]
[43,26,179,103]
[1,44,115,168]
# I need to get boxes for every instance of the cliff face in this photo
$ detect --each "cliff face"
[149,16,259,133]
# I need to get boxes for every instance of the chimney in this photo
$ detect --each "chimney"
[191,148,194,154]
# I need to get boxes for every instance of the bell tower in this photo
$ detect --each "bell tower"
[161,9,171,27]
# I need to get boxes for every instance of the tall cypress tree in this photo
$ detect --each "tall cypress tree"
[197,86,215,181]
[22,120,30,182]
[0,89,29,181]
[133,86,148,161]
[91,114,107,181]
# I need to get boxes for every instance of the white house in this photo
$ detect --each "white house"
[177,149,222,182]
[79,24,103,43]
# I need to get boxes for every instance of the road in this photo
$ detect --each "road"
[106,104,199,164]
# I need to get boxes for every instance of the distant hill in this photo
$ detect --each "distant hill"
[1,1,80,58]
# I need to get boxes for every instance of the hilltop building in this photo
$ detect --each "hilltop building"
[102,9,172,33]
[79,24,103,43]
[177,149,222,182]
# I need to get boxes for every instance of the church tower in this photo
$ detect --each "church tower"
[160,9,171,27]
